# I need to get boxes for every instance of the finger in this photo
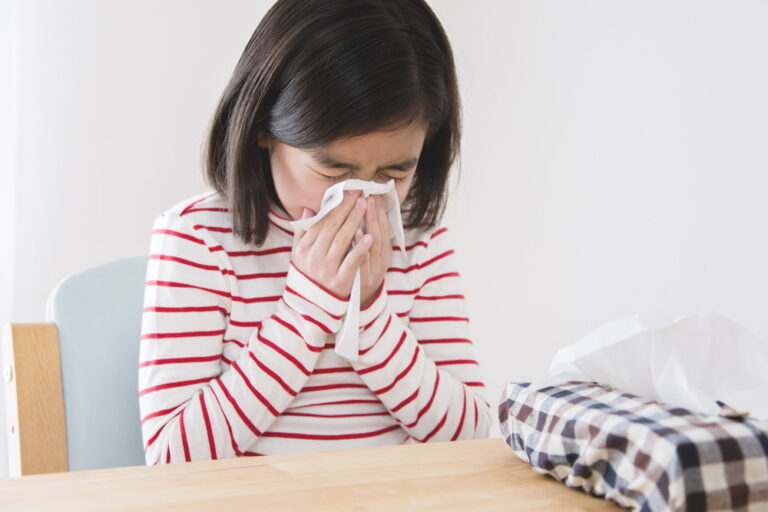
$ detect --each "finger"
[363,235,372,278]
[353,227,372,277]
[360,201,376,287]
[375,195,391,257]
[364,196,380,259]
[337,233,372,282]
[313,190,362,254]
[326,196,368,268]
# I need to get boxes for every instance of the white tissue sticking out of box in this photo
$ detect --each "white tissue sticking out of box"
[289,179,406,362]
[529,312,768,420]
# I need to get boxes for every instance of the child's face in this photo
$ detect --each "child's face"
[260,120,426,220]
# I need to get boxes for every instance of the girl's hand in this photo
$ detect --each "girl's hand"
[291,190,373,299]
[355,194,392,309]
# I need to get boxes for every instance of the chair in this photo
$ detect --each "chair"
[2,256,149,476]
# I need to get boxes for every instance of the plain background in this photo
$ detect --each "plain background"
[1,0,766,478]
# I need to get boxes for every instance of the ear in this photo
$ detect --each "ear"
[257,132,270,149]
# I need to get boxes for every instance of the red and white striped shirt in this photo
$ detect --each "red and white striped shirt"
[139,191,491,464]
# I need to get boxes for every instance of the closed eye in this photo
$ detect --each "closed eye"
[318,170,407,183]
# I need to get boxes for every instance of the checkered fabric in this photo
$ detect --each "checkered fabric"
[499,381,768,511]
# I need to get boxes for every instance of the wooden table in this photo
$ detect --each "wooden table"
[0,438,621,511]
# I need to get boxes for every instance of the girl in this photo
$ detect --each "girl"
[139,0,491,464]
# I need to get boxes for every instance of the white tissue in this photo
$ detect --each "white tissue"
[289,179,406,361]
[529,312,768,419]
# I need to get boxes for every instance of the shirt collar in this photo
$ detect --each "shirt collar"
[267,202,296,235]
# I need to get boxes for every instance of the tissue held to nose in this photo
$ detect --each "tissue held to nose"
[288,179,407,361]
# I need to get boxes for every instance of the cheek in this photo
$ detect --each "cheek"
[270,157,328,216]
[395,180,412,206]
[288,179,329,216]
[306,184,331,213]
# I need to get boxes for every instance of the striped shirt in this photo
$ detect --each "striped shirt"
[139,190,491,464]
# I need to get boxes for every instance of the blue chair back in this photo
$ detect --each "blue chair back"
[46,256,148,471]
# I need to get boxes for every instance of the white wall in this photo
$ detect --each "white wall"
[0,0,20,481]
[0,0,272,479]
[1,0,766,478]
[439,0,768,415]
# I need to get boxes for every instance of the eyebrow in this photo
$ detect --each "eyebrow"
[310,151,419,172]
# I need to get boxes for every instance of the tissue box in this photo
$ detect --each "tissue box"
[499,381,768,512]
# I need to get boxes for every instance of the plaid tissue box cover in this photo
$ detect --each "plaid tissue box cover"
[499,381,768,511]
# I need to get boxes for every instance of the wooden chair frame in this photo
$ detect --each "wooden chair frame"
[2,323,69,476]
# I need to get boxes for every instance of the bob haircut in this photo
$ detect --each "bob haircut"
[204,0,461,246]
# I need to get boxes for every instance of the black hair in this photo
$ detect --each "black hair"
[204,0,461,245]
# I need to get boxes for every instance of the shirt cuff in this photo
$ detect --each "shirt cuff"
[283,261,349,334]
[354,305,416,369]
[357,301,394,355]
[358,279,387,330]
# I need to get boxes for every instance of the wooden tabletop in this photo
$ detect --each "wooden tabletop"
[0,438,621,511]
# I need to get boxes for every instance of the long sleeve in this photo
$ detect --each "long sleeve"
[349,225,491,442]
[139,211,349,464]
